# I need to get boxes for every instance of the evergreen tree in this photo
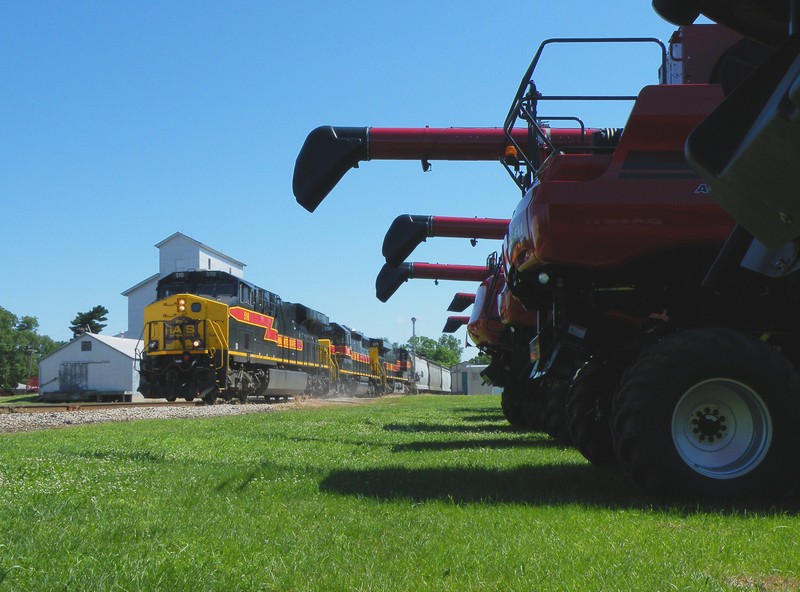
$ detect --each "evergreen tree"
[69,305,109,337]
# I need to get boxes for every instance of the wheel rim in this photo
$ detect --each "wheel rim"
[671,378,772,479]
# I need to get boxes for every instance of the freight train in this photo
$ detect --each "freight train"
[137,270,450,403]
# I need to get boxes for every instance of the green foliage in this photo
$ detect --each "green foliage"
[0,396,798,591]
[466,350,491,364]
[0,306,62,390]
[405,334,463,368]
[69,304,108,337]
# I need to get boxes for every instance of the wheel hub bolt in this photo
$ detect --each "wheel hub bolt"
[691,407,727,443]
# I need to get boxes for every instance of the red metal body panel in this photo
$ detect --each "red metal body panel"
[498,285,538,328]
[507,84,734,272]
[467,268,537,348]
[467,280,505,348]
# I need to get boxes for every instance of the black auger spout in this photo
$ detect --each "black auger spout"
[292,126,369,213]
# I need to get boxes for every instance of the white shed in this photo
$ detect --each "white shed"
[451,363,501,395]
[38,334,142,402]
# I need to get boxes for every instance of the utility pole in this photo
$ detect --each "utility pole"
[26,346,36,389]
[411,317,417,385]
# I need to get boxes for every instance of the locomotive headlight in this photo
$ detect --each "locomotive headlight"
[177,298,186,312]
[148,340,159,351]
[192,339,203,349]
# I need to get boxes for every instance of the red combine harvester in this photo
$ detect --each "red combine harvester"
[293,19,800,498]
[379,213,542,429]
[294,128,607,429]
[498,25,800,495]
[377,233,540,430]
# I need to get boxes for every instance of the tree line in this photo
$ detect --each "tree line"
[0,305,108,391]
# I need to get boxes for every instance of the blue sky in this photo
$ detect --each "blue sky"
[1,1,684,355]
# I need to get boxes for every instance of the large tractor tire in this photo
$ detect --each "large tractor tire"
[612,328,800,499]
[522,396,543,433]
[566,359,620,466]
[540,381,571,444]
[501,387,529,431]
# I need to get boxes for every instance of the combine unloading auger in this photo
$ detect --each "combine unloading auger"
[383,215,509,267]
[442,316,470,333]
[653,0,791,46]
[292,126,612,211]
[375,262,489,303]
[447,292,476,312]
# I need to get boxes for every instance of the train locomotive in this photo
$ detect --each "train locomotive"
[137,270,414,403]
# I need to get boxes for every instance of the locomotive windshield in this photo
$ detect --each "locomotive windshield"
[196,280,237,299]
[158,282,189,297]
[156,271,240,301]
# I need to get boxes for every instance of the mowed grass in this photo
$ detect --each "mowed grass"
[1,395,798,592]
[0,393,40,405]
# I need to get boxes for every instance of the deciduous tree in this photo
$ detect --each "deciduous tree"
[404,333,463,368]
[0,306,62,390]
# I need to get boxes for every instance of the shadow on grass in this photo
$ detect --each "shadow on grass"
[392,438,558,453]
[76,449,170,463]
[383,422,516,434]
[451,405,502,415]
[319,465,800,514]
[460,414,506,423]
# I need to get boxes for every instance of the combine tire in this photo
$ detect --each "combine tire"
[522,397,543,432]
[501,387,528,430]
[566,359,619,466]
[612,328,800,499]
[541,381,571,444]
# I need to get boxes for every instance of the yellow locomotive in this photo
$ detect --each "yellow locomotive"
[138,270,410,403]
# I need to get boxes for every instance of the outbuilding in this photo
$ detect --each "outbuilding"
[450,362,500,395]
[38,334,141,402]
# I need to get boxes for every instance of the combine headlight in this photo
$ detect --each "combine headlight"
[177,298,186,312]
[148,340,159,351]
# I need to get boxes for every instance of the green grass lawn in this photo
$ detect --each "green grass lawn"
[0,393,40,405]
[1,395,798,591]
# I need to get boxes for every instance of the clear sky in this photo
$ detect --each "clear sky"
[1,1,685,355]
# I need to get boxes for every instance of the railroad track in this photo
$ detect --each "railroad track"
[0,398,294,415]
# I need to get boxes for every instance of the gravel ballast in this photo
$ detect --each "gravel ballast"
[0,403,282,434]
